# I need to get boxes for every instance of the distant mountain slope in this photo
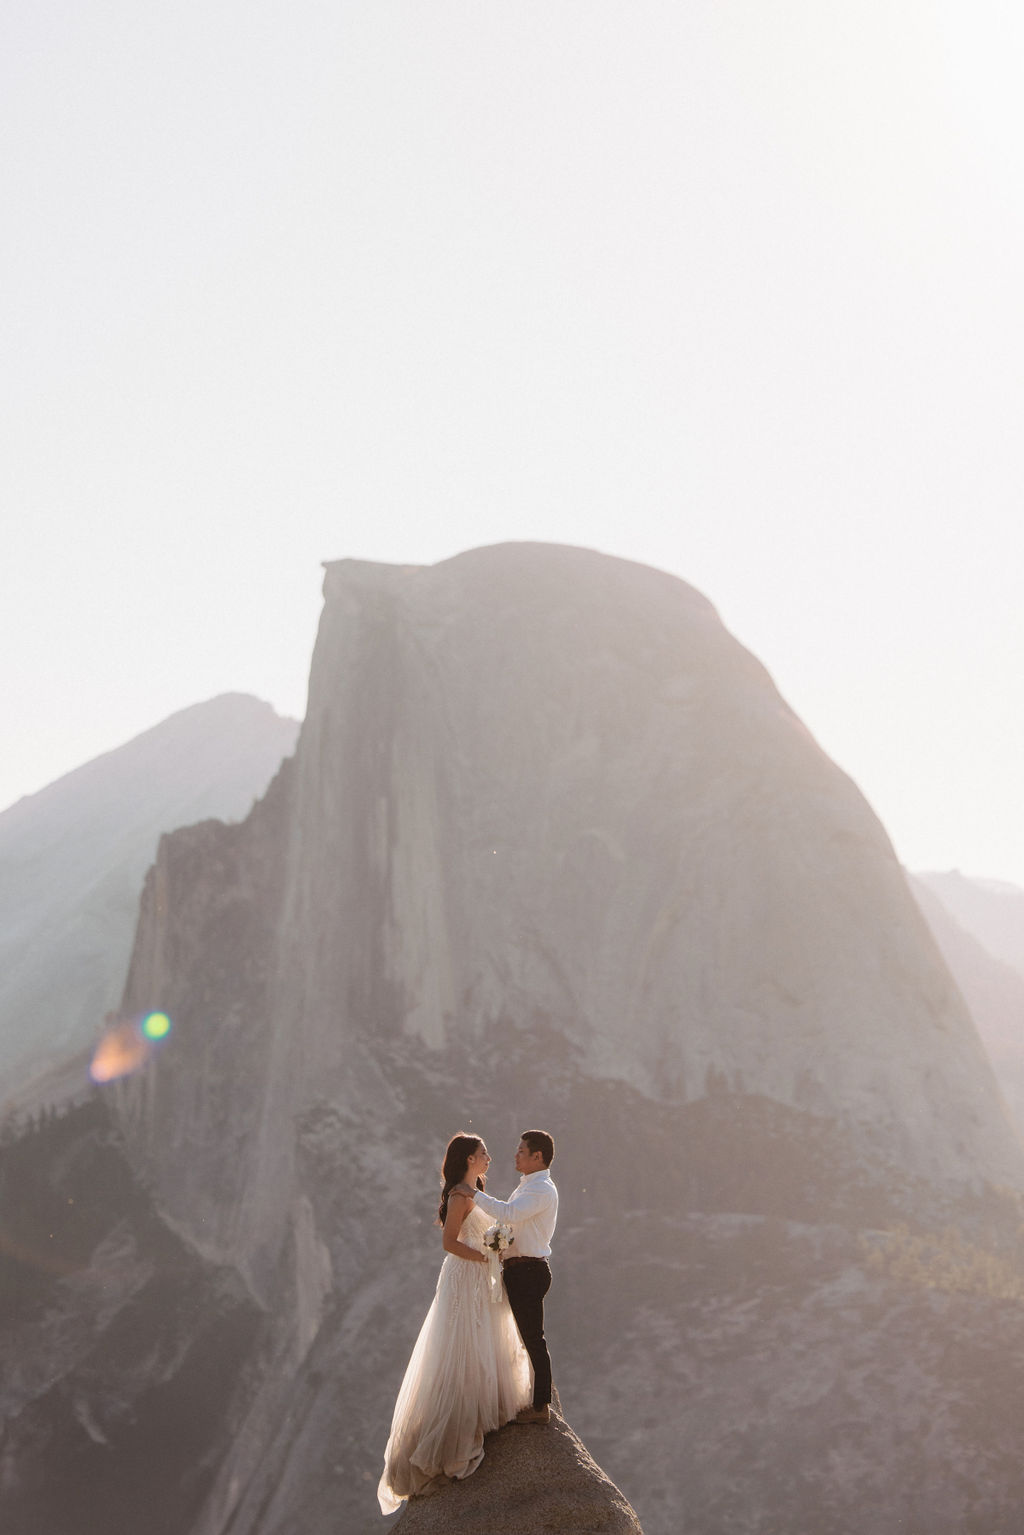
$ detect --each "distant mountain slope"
[910,875,1024,1139]
[0,694,299,1093]
[917,870,1024,978]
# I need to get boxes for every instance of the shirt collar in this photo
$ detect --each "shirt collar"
[519,1168,550,1184]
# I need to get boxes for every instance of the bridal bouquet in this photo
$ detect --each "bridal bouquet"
[482,1222,514,1303]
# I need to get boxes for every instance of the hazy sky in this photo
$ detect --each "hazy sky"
[3,1,1022,883]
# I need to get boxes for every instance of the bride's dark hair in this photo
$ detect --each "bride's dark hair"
[437,1132,484,1225]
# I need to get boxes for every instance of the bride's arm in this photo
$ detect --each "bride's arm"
[442,1190,487,1263]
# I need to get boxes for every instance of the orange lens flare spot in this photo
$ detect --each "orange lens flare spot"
[89,1011,172,1082]
[89,1021,150,1083]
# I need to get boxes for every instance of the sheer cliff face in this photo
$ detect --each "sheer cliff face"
[293,546,1012,1158]
[118,543,1020,1279]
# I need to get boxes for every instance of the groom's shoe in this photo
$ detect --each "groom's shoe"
[513,1404,550,1425]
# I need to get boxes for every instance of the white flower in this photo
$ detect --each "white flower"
[483,1221,514,1254]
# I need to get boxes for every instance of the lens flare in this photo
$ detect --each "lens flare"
[142,1012,171,1040]
[89,1021,148,1083]
[89,1011,173,1083]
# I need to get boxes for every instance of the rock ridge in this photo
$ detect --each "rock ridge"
[396,1392,642,1534]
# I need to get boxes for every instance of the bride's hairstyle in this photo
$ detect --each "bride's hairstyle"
[437,1132,484,1225]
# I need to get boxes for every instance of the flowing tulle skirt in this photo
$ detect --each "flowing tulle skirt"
[377,1244,532,1513]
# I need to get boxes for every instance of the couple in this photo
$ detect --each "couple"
[377,1129,558,1515]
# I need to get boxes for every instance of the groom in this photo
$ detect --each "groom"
[473,1129,558,1425]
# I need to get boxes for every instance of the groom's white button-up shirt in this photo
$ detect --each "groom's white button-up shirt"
[473,1169,558,1259]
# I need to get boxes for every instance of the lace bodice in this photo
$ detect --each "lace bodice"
[457,1202,490,1249]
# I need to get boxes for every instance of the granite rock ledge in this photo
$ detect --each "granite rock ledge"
[396,1392,642,1533]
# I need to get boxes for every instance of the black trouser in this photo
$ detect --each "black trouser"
[502,1258,552,1408]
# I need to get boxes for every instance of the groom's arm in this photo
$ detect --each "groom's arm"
[473,1185,554,1224]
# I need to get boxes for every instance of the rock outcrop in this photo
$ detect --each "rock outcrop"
[5,544,1024,1535]
[396,1393,641,1534]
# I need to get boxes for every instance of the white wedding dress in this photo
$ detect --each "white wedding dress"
[377,1203,532,1514]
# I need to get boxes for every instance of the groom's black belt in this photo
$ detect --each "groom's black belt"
[503,1255,548,1266]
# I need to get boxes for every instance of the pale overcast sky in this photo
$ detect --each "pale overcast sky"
[3,1,1022,883]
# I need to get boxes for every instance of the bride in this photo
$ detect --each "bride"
[377,1133,532,1514]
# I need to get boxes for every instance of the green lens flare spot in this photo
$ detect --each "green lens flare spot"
[142,1012,172,1040]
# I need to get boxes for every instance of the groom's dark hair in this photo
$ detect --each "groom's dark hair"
[521,1129,554,1166]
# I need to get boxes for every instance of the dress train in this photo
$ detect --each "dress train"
[377,1204,532,1513]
